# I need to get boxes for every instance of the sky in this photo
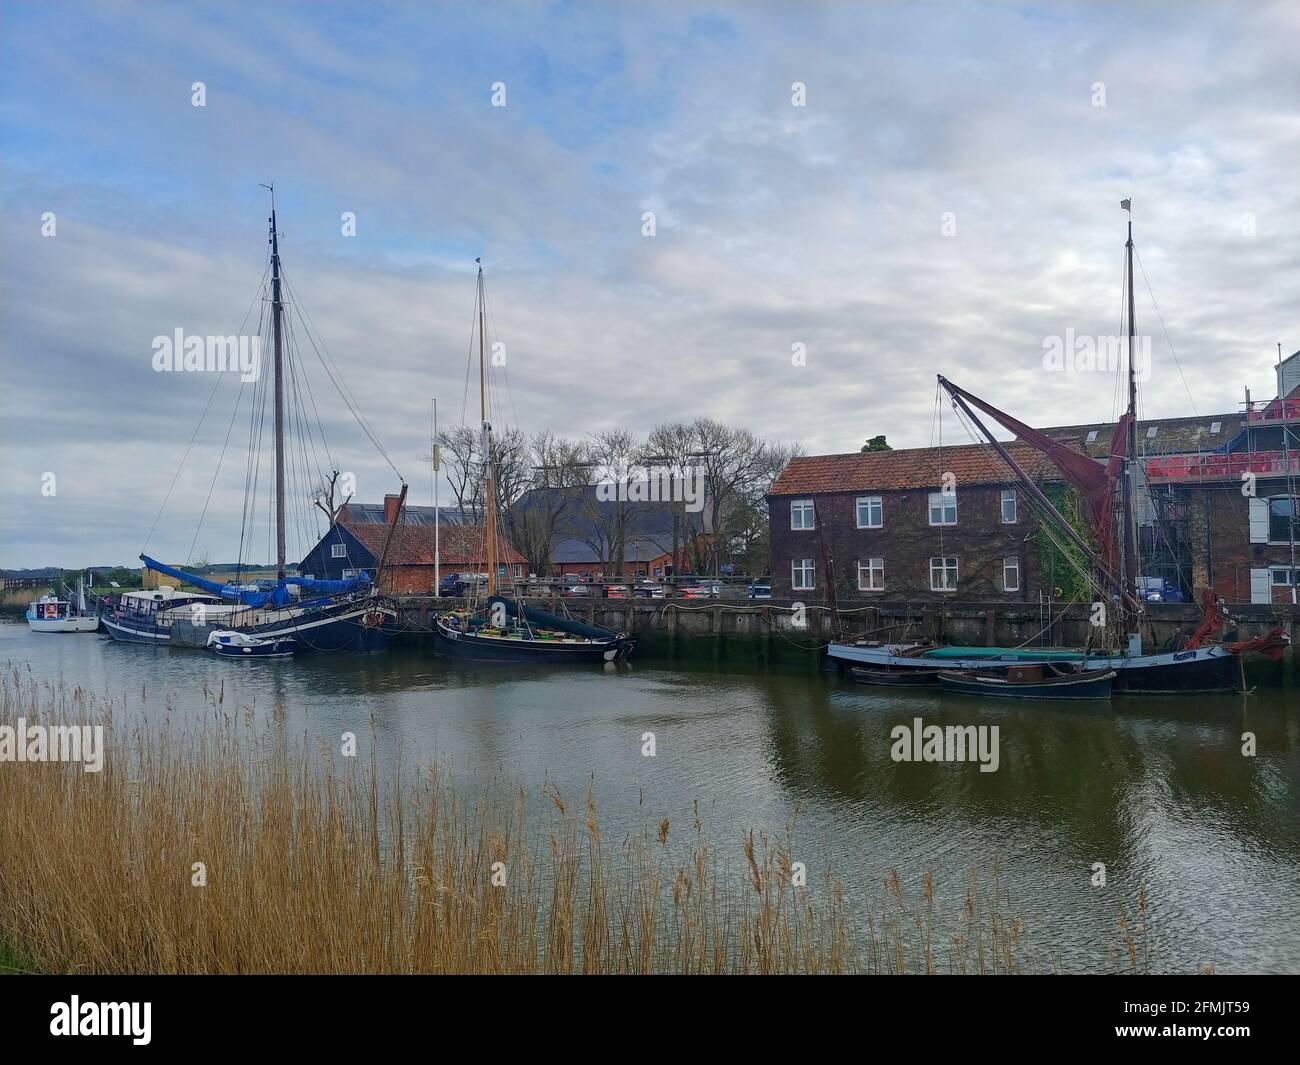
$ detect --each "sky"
[2,0,1297,568]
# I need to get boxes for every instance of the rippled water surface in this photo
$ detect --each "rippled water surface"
[5,622,1298,973]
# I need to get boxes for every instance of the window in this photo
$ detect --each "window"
[857,557,884,591]
[1210,420,1222,434]
[1146,425,1158,439]
[1000,488,1018,524]
[513,564,523,579]
[928,491,957,526]
[1271,568,1296,586]
[856,495,883,529]
[342,568,357,579]
[1269,496,1299,543]
[1086,430,1098,443]
[930,556,958,592]
[790,499,815,530]
[331,543,347,559]
[1003,556,1020,592]
[792,558,816,591]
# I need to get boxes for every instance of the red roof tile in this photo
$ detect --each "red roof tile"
[769,441,1077,496]
[342,522,525,566]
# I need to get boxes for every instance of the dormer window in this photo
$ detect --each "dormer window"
[1210,421,1221,434]
[1146,426,1158,439]
[1086,430,1098,443]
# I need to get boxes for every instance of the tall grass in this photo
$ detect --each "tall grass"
[0,668,1140,974]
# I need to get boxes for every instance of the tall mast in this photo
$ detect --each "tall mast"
[1122,204,1140,628]
[478,261,496,597]
[267,187,287,580]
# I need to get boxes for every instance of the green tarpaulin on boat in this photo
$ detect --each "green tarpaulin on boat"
[919,646,1094,660]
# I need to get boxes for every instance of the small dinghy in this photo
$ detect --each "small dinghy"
[849,666,941,687]
[937,663,1115,700]
[207,631,298,658]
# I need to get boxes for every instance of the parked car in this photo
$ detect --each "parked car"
[746,580,771,600]
[559,581,589,598]
[606,584,631,599]
[683,581,721,599]
[634,582,665,599]
[439,572,479,596]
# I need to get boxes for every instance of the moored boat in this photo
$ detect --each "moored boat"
[849,665,941,686]
[25,590,99,633]
[431,263,634,666]
[937,664,1116,700]
[207,630,298,658]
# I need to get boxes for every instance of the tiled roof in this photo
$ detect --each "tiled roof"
[341,522,524,566]
[769,441,1072,496]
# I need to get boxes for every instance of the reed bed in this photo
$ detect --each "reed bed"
[0,668,1142,974]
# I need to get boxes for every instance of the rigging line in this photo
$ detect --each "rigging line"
[1134,245,1198,417]
[279,266,403,481]
[481,278,522,435]
[143,260,271,554]
[186,372,250,566]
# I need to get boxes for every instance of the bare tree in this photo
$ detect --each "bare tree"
[578,429,644,578]
[430,424,483,522]
[646,421,697,577]
[502,432,590,576]
[311,469,354,527]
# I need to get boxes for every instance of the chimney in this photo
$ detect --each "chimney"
[384,493,401,525]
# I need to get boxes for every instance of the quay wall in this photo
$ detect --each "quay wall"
[394,596,1300,680]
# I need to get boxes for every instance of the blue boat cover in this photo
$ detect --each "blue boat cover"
[140,555,370,608]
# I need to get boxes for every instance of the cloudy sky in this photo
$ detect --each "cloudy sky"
[2,0,1297,568]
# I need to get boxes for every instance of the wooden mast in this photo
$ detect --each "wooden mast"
[478,261,496,598]
[267,186,287,580]
[1121,202,1141,649]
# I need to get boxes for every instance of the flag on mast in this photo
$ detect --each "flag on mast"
[1120,198,1131,211]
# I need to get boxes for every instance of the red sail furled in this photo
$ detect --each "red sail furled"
[944,380,1133,572]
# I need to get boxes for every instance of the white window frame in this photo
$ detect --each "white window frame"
[928,491,957,526]
[1266,495,1300,545]
[929,556,959,592]
[1003,556,1020,592]
[330,543,347,559]
[790,499,815,531]
[855,495,883,529]
[1000,488,1018,524]
[342,568,358,579]
[792,558,816,591]
[857,557,884,592]
[1270,567,1296,587]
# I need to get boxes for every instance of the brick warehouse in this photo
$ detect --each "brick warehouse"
[769,351,1300,606]
[767,443,1066,603]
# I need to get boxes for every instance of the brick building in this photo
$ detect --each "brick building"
[299,494,525,595]
[1046,353,1300,605]
[767,442,1067,602]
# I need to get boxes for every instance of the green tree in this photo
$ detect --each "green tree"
[861,435,891,453]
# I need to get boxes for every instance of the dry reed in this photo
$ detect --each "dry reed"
[0,668,1144,974]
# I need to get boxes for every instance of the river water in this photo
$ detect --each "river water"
[4,621,1298,973]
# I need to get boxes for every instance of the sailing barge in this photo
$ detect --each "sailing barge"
[830,206,1289,694]
[432,264,634,664]
[103,193,402,653]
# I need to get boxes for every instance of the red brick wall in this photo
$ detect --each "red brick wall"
[769,486,1042,601]
[1189,482,1299,604]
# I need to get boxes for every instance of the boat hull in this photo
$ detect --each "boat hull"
[27,616,101,633]
[937,669,1115,700]
[434,623,630,664]
[828,642,1243,693]
[104,600,398,652]
[849,666,941,686]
